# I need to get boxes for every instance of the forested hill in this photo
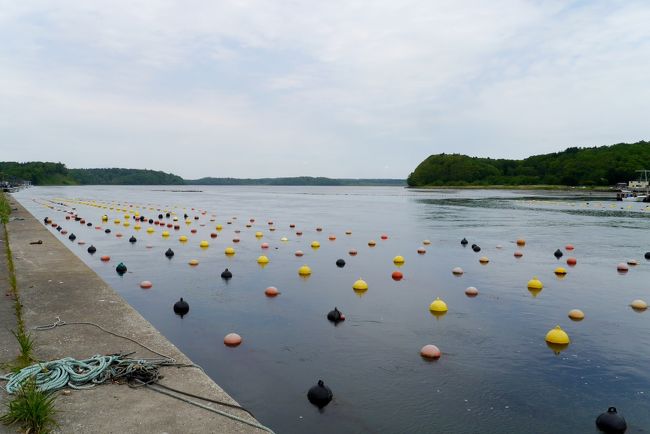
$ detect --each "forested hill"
[186,177,405,186]
[407,141,650,187]
[0,162,184,185]
[69,168,184,185]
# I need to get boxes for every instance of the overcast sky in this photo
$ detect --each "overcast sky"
[1,1,649,179]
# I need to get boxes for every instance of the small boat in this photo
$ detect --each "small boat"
[616,170,649,202]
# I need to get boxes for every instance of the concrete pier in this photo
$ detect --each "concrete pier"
[0,198,268,433]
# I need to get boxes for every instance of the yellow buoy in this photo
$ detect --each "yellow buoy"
[280,237,288,242]
[185,219,192,225]
[568,309,585,320]
[429,297,448,313]
[102,215,108,222]
[545,325,570,344]
[179,235,188,242]
[188,259,199,266]
[216,224,223,231]
[114,219,121,224]
[123,221,130,227]
[225,246,235,256]
[257,255,269,264]
[352,279,368,291]
[554,267,567,276]
[199,240,209,248]
[134,225,141,230]
[255,231,263,238]
[162,231,170,238]
[311,241,320,249]
[298,265,312,276]
[146,228,155,234]
[393,255,405,265]
[516,238,526,246]
[527,277,543,290]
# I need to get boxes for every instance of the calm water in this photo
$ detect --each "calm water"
[13,186,650,433]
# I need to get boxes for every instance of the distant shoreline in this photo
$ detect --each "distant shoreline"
[407,184,613,192]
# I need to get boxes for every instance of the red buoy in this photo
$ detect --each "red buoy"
[566,257,577,266]
[420,344,441,360]
[265,286,279,297]
[392,271,403,281]
[140,281,153,289]
[224,333,242,347]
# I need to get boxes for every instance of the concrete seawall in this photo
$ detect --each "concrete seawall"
[1,198,267,433]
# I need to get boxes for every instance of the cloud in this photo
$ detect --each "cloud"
[0,0,649,178]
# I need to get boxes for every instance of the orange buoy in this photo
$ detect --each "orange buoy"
[516,238,526,246]
[265,286,280,297]
[140,280,153,289]
[391,271,403,281]
[566,257,577,266]
[100,255,110,262]
[349,249,358,256]
[420,344,441,360]
[568,309,584,320]
[328,235,336,241]
[224,333,242,347]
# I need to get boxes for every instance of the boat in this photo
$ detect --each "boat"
[616,170,650,202]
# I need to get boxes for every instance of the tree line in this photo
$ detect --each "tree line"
[407,141,650,187]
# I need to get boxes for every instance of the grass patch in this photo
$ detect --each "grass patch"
[11,329,35,368]
[0,377,58,434]
[0,192,10,224]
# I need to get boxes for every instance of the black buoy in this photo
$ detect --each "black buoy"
[645,252,650,260]
[165,248,174,258]
[461,238,468,246]
[105,228,111,233]
[129,236,137,243]
[596,407,627,433]
[86,222,92,226]
[165,213,170,218]
[158,214,163,219]
[74,216,81,221]
[148,218,153,224]
[184,213,188,219]
[87,245,96,254]
[554,249,563,259]
[307,380,333,409]
[116,262,127,275]
[56,226,62,232]
[335,259,346,268]
[221,268,233,280]
[472,245,481,252]
[173,297,190,318]
[140,216,145,222]
[68,233,76,241]
[327,307,345,324]
[43,217,49,224]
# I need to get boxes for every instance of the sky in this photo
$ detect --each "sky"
[1,0,649,179]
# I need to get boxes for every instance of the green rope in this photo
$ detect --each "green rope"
[0,355,169,394]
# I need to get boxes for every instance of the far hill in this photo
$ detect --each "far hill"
[0,162,184,185]
[407,141,650,187]
[69,168,184,185]
[185,177,405,186]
